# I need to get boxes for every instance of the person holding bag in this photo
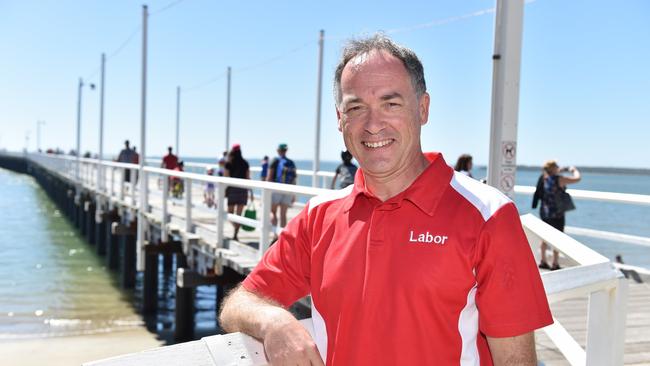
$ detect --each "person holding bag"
[532,160,581,270]
[224,144,250,241]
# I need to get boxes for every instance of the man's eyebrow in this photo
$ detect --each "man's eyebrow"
[341,96,362,106]
[380,92,403,101]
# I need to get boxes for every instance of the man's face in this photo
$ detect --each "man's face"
[337,50,429,181]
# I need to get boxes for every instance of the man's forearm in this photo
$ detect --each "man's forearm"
[219,284,297,341]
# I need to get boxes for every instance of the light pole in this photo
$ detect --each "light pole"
[36,120,45,152]
[175,86,180,155]
[98,53,106,192]
[75,78,95,196]
[24,131,31,153]
[313,30,324,187]
[225,66,231,151]
[136,4,149,272]
[76,78,83,187]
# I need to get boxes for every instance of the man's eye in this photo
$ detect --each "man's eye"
[346,106,361,113]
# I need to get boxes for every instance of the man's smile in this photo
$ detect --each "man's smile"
[362,139,394,149]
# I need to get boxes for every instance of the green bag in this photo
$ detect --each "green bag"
[242,202,256,232]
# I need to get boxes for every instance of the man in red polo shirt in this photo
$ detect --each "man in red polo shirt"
[220,34,552,365]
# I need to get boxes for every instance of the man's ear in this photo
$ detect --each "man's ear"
[419,92,430,126]
[336,107,343,132]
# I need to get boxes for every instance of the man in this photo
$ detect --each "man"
[266,143,297,229]
[220,35,552,365]
[161,146,179,170]
[116,140,135,182]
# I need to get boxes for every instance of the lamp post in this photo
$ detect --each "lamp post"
[75,78,83,188]
[36,120,45,152]
[175,86,180,156]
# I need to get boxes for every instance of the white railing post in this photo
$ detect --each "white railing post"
[136,170,148,271]
[215,183,226,248]
[258,189,272,259]
[161,175,169,242]
[184,177,192,234]
[131,168,138,205]
[110,167,115,199]
[119,168,125,202]
[585,278,628,365]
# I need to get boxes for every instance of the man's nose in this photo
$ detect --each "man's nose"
[363,107,386,135]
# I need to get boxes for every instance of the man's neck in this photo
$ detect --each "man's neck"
[363,154,430,202]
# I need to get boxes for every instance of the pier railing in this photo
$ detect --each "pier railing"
[27,153,331,273]
[521,214,628,366]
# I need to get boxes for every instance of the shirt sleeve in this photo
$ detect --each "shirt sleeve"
[475,202,553,337]
[242,204,312,307]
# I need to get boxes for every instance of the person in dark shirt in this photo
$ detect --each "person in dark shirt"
[330,150,357,189]
[260,155,269,181]
[224,144,251,241]
[532,160,581,270]
[266,143,296,230]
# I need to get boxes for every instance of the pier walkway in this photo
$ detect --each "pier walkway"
[2,152,649,365]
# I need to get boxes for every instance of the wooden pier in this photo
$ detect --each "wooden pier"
[1,152,649,365]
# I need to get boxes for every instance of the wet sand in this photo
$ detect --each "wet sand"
[0,328,164,366]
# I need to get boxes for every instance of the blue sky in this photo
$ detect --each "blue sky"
[1,0,648,168]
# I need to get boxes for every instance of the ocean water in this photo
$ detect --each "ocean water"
[0,168,144,339]
[0,160,648,339]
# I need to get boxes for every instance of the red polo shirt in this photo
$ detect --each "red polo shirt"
[243,152,552,365]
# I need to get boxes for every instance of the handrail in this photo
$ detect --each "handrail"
[515,185,650,206]
[520,213,627,365]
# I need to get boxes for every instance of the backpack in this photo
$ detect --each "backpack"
[274,157,296,184]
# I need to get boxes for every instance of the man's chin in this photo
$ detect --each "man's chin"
[359,160,396,178]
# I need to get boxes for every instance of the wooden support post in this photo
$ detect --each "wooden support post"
[120,222,137,289]
[163,252,174,273]
[216,285,225,323]
[142,250,159,314]
[79,197,87,236]
[174,268,195,343]
[107,221,121,270]
[85,201,96,245]
[95,211,107,256]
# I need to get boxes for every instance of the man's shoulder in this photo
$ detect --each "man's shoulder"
[448,171,512,222]
[307,185,354,214]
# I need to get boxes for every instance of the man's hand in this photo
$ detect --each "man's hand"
[262,318,324,366]
[219,285,324,366]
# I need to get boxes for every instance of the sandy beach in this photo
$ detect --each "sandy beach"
[0,328,165,366]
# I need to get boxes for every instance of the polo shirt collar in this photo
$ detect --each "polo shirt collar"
[342,152,452,216]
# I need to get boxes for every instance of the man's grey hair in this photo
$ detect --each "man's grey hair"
[333,33,427,106]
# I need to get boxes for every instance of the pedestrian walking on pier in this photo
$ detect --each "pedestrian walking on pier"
[533,160,581,270]
[224,144,250,241]
[266,143,296,231]
[116,140,135,182]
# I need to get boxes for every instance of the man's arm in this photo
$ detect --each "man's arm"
[219,284,324,366]
[487,332,537,366]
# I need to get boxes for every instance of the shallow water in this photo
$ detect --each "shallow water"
[0,168,144,338]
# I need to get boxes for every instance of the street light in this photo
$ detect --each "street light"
[36,120,45,152]
[75,78,95,195]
